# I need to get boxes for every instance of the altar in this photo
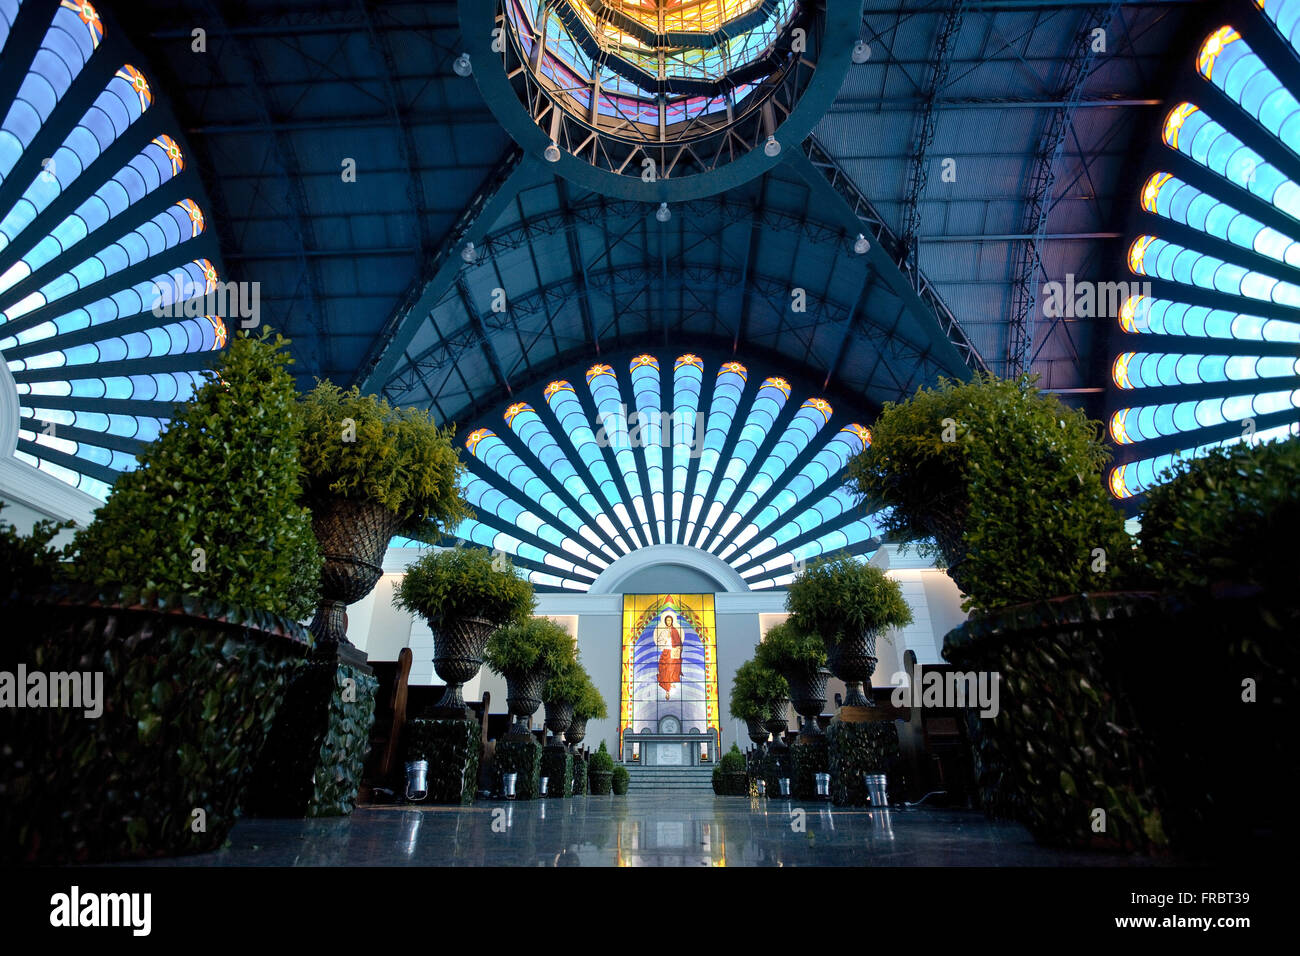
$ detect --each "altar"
[622,715,719,766]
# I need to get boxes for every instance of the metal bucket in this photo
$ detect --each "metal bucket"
[864,772,888,807]
[756,779,767,797]
[503,772,518,799]
[778,777,791,797]
[540,776,549,796]
[815,772,831,799]
[404,759,428,801]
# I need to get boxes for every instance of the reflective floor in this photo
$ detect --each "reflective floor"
[120,793,1187,867]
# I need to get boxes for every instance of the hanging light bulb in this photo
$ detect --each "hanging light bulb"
[763,135,781,157]
[461,241,478,263]
[453,53,473,77]
[544,141,562,163]
[852,41,871,64]
[853,234,870,255]
[655,202,671,223]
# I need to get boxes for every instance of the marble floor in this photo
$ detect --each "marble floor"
[120,793,1188,867]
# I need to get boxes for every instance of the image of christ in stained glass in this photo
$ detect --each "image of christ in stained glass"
[620,595,719,752]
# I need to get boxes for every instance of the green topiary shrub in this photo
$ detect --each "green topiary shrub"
[755,620,826,675]
[845,373,1132,612]
[495,735,543,799]
[404,717,481,805]
[728,658,788,722]
[297,382,469,537]
[571,671,609,720]
[485,616,575,679]
[712,744,749,795]
[541,747,574,798]
[589,740,615,794]
[571,753,588,795]
[786,554,912,644]
[1138,438,1300,596]
[612,765,630,795]
[69,329,322,620]
[394,546,535,629]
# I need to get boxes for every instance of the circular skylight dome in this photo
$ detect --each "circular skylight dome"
[466,0,856,199]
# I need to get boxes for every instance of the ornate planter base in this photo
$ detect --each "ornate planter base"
[571,754,588,795]
[759,750,793,797]
[791,737,830,801]
[404,717,480,805]
[494,735,543,800]
[540,748,573,799]
[244,646,377,818]
[1,595,309,863]
[827,718,899,807]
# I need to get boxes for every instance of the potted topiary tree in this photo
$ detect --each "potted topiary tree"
[568,674,606,796]
[296,383,468,651]
[711,744,749,796]
[787,554,912,711]
[1,330,321,862]
[612,764,630,796]
[485,616,575,739]
[729,658,789,754]
[589,740,615,795]
[846,373,1162,846]
[395,546,535,715]
[756,621,829,800]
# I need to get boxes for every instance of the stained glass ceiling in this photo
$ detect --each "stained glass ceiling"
[1108,0,1300,499]
[413,352,883,593]
[0,0,224,500]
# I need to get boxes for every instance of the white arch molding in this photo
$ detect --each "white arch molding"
[586,543,751,595]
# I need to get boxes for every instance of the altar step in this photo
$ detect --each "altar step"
[623,765,715,791]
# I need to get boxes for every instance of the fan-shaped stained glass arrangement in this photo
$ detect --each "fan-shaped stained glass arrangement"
[497,0,821,181]
[429,352,882,592]
[1108,0,1300,499]
[0,0,225,501]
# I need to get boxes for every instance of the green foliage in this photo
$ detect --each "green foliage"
[1,596,308,862]
[404,717,481,805]
[589,739,615,773]
[786,554,913,644]
[611,764,630,795]
[541,748,574,798]
[846,373,1132,612]
[0,503,73,598]
[571,753,588,795]
[571,671,609,720]
[297,382,469,536]
[755,620,827,676]
[544,656,588,705]
[393,546,535,628]
[728,658,788,722]
[791,736,830,801]
[827,720,899,806]
[1139,438,1300,595]
[68,330,322,620]
[243,659,377,816]
[495,735,542,799]
[485,616,575,679]
[719,743,747,772]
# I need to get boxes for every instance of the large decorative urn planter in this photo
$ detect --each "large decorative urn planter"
[431,617,498,714]
[566,715,588,750]
[746,718,770,751]
[308,494,404,651]
[504,669,547,738]
[1,591,310,863]
[826,630,880,710]
[544,699,574,748]
[765,700,790,751]
[787,668,830,740]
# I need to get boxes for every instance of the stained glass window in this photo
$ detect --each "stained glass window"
[620,592,719,755]
[0,0,224,500]
[1109,1,1300,498]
